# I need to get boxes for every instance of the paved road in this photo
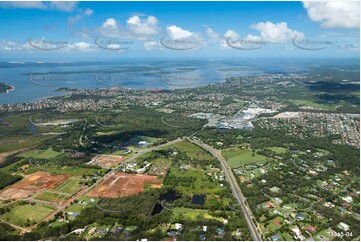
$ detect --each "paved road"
[189,139,263,241]
[40,186,89,223]
[34,138,184,226]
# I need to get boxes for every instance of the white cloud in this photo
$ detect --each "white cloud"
[99,18,121,38]
[250,21,304,43]
[206,27,220,40]
[144,41,159,51]
[303,1,360,29]
[127,16,141,25]
[102,18,117,28]
[0,1,47,10]
[244,34,263,41]
[127,15,160,37]
[166,25,193,39]
[49,2,78,12]
[0,38,98,53]
[224,30,241,40]
[84,8,93,16]
[147,16,158,26]
[74,42,91,49]
[0,1,78,12]
[70,42,94,52]
[337,43,359,52]
[0,39,22,51]
[98,15,160,40]
[219,30,241,49]
[68,8,93,24]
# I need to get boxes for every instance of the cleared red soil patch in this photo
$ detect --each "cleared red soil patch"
[88,172,162,198]
[89,155,126,169]
[0,171,69,200]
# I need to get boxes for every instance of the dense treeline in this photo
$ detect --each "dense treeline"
[0,172,21,190]
[0,222,19,240]
[0,154,22,168]
[17,189,171,240]
[37,107,206,153]
[198,127,359,174]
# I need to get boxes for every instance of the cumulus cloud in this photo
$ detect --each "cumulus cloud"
[102,18,117,28]
[303,1,360,29]
[206,27,220,40]
[250,21,304,43]
[127,15,160,36]
[98,15,160,40]
[0,1,78,12]
[219,30,241,48]
[166,25,193,39]
[224,30,241,40]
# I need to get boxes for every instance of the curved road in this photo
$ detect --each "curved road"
[189,139,263,241]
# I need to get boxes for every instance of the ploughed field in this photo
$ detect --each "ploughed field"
[87,172,162,198]
[0,171,69,200]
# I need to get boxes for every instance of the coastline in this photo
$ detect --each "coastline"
[0,83,15,94]
[6,85,15,94]
[0,88,71,105]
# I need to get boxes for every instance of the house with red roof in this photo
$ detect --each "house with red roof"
[306,225,316,233]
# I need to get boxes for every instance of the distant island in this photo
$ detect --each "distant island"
[0,82,14,93]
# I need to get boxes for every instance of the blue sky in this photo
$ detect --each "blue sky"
[0,1,359,60]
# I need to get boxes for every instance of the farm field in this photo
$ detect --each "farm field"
[170,141,215,161]
[23,165,104,177]
[18,148,61,159]
[55,177,84,194]
[87,172,162,198]
[222,148,267,168]
[34,191,70,204]
[288,99,334,110]
[171,207,223,223]
[0,203,55,227]
[0,136,49,157]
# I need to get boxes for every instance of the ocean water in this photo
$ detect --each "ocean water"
[0,58,318,104]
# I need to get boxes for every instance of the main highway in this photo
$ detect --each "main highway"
[189,139,263,241]
[30,135,262,240]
